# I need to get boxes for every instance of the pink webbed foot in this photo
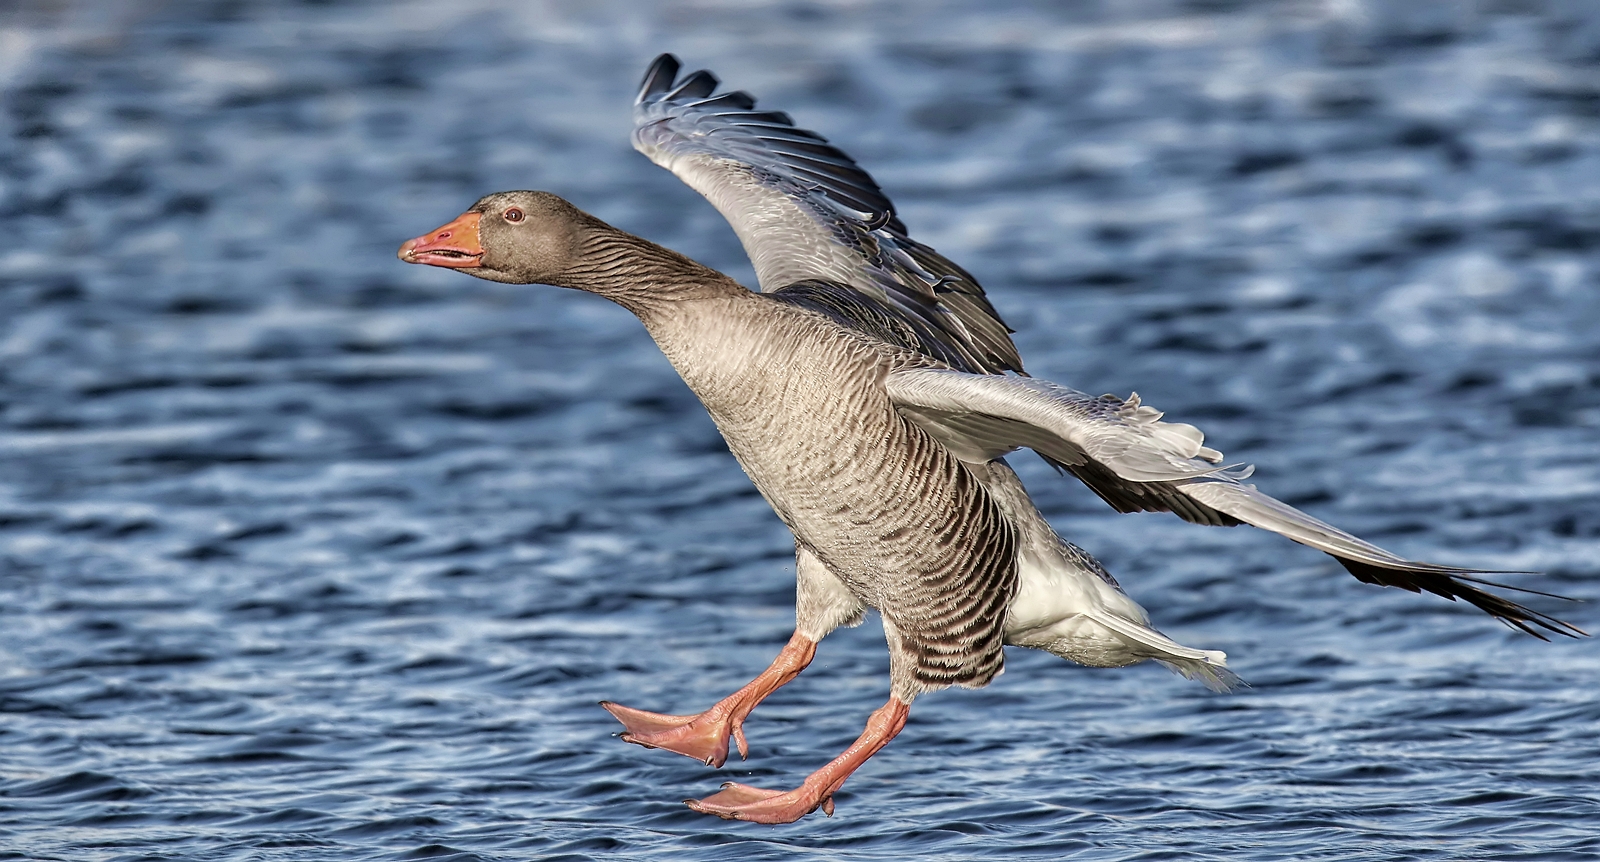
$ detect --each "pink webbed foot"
[600,634,818,768]
[599,700,741,767]
[683,696,909,824]
[687,782,836,823]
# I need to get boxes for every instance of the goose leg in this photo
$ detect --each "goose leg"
[600,632,816,768]
[685,696,909,824]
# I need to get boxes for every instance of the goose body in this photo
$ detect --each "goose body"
[646,295,1020,693]
[396,55,1577,824]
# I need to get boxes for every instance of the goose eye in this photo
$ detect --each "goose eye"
[503,207,524,223]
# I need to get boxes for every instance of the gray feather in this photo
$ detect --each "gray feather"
[633,53,1024,375]
[885,367,1582,639]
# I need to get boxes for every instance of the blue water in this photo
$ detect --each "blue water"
[2,1,1598,859]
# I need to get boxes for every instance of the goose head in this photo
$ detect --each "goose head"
[399,190,589,286]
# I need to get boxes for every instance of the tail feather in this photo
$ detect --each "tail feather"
[1087,610,1243,693]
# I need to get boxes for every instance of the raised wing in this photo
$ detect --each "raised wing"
[634,53,1023,375]
[887,367,1584,639]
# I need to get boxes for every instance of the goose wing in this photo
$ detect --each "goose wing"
[886,367,1583,639]
[634,53,1023,375]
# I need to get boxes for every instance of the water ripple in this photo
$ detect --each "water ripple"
[0,1,1596,860]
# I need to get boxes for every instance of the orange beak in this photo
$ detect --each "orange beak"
[398,212,483,268]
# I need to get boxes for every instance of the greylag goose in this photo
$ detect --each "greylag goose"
[397,54,1580,824]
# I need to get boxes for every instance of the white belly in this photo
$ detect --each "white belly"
[977,460,1240,690]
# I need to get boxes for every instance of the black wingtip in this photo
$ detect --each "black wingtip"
[1334,556,1587,640]
[687,90,757,112]
[666,69,719,102]
[638,53,681,104]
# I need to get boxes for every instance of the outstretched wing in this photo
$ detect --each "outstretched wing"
[886,367,1584,640]
[633,53,1024,375]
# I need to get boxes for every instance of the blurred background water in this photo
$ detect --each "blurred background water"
[1,1,1598,859]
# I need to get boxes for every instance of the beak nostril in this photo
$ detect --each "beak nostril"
[399,212,482,269]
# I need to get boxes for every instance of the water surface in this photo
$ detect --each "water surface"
[1,1,1598,859]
